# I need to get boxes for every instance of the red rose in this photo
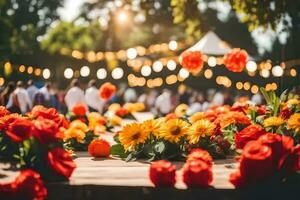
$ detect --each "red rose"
[149,160,176,187]
[47,147,76,178]
[5,118,33,142]
[0,106,10,117]
[186,148,213,167]
[33,117,61,144]
[115,108,129,117]
[279,145,300,173]
[0,169,47,200]
[182,159,213,188]
[223,48,248,72]
[180,51,204,73]
[258,133,294,167]
[72,103,88,116]
[239,141,275,182]
[30,106,68,128]
[99,82,116,100]
[235,124,266,149]
[0,114,20,131]
[279,108,292,120]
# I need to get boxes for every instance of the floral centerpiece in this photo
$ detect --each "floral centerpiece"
[0,106,76,182]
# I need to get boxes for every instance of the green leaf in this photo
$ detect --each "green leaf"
[110,144,128,158]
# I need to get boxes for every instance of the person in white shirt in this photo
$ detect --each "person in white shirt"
[39,82,51,102]
[64,79,85,111]
[26,80,38,103]
[155,89,172,115]
[85,79,105,113]
[124,88,137,103]
[7,81,32,114]
[212,91,224,105]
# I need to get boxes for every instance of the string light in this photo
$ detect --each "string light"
[167,60,176,71]
[97,68,107,79]
[42,68,51,79]
[246,61,257,72]
[260,69,270,78]
[178,68,189,79]
[64,68,73,79]
[272,65,283,77]
[207,56,217,67]
[251,85,259,94]
[80,66,90,77]
[27,66,33,74]
[243,82,251,90]
[19,65,26,72]
[112,67,124,79]
[141,65,151,77]
[290,68,297,77]
[0,77,4,86]
[236,82,243,90]
[168,40,178,51]
[204,69,213,79]
[126,48,137,60]
[152,61,163,72]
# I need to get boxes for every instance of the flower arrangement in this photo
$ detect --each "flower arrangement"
[61,119,98,151]
[149,148,213,188]
[112,89,300,163]
[107,102,146,120]
[0,106,76,182]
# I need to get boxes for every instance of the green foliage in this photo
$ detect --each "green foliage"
[0,0,62,59]
[41,21,104,53]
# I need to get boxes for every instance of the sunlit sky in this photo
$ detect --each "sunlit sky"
[57,0,289,55]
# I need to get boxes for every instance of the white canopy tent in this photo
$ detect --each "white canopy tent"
[186,31,255,60]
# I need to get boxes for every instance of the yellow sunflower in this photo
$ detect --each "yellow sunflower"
[142,119,162,138]
[119,122,149,151]
[189,112,205,123]
[159,119,190,143]
[187,119,216,144]
[263,116,285,127]
[287,113,300,132]
[174,104,189,117]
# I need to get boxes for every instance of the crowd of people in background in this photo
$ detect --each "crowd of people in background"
[1,79,299,115]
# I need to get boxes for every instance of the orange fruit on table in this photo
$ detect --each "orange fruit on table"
[88,138,111,157]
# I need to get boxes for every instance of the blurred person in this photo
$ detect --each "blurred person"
[1,82,13,106]
[146,90,158,108]
[1,82,15,106]
[251,92,263,105]
[6,81,31,114]
[155,89,172,115]
[187,93,204,115]
[26,80,38,103]
[124,88,137,103]
[39,82,52,106]
[64,79,85,111]
[212,90,225,105]
[85,79,105,113]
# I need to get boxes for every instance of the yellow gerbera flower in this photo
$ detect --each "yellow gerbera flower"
[159,119,190,143]
[174,104,189,117]
[142,119,162,138]
[119,122,149,151]
[287,113,300,132]
[189,112,205,123]
[187,119,216,144]
[69,120,89,132]
[263,116,285,127]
